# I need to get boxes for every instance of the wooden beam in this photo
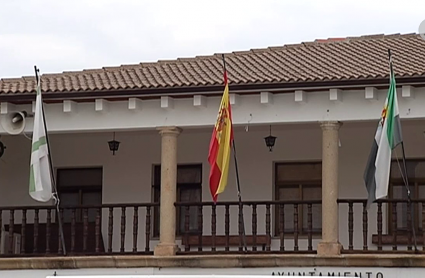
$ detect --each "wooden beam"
[0,102,16,114]
[329,88,342,102]
[365,87,378,101]
[260,92,273,105]
[161,96,174,109]
[294,90,307,103]
[402,85,415,98]
[230,94,240,106]
[128,98,142,110]
[95,99,109,112]
[193,95,207,108]
[63,100,78,113]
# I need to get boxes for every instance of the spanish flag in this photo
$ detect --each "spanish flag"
[208,69,233,202]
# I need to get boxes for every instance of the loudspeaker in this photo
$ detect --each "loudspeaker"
[1,111,27,135]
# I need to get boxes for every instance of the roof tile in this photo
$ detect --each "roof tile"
[2,33,425,95]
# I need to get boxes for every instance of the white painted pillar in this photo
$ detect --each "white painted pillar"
[317,121,343,256]
[154,126,182,256]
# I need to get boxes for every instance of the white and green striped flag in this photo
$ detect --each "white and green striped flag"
[364,62,402,208]
[29,74,53,202]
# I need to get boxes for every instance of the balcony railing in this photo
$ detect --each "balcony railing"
[0,203,158,257]
[1,199,424,257]
[338,199,425,253]
[174,200,322,254]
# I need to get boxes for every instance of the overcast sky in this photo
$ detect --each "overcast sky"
[1,0,424,78]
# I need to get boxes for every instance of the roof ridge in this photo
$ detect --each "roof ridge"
[347,32,418,41]
[1,77,25,82]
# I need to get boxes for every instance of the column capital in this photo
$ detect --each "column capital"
[319,121,342,131]
[157,126,182,136]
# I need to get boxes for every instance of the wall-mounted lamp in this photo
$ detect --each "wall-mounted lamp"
[264,125,277,152]
[108,132,120,155]
[0,140,6,158]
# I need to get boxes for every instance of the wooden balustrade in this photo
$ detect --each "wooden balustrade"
[175,200,321,254]
[5,198,425,257]
[0,203,158,257]
[338,199,425,253]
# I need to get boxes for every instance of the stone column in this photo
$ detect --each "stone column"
[317,121,342,256]
[154,126,182,256]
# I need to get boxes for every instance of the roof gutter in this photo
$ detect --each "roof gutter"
[1,76,425,103]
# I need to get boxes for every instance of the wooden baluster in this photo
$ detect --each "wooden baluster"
[393,202,398,251]
[362,202,368,250]
[133,206,138,253]
[184,206,190,252]
[58,208,64,255]
[294,204,299,251]
[308,203,313,251]
[225,204,230,252]
[71,209,76,253]
[279,204,284,251]
[83,208,88,253]
[422,203,425,251]
[252,204,257,252]
[21,209,26,254]
[407,201,412,251]
[46,208,51,254]
[238,203,243,252]
[211,204,216,252]
[198,205,203,252]
[266,204,271,251]
[145,206,151,252]
[96,208,101,253]
[108,207,113,253]
[377,202,383,250]
[120,206,126,253]
[8,210,14,254]
[348,201,353,251]
[33,209,39,253]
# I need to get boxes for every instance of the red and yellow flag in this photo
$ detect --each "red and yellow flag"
[208,70,233,203]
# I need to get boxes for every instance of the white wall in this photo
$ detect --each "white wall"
[1,86,425,135]
[0,266,421,278]
[0,119,424,253]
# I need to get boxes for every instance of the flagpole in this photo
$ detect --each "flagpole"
[400,142,418,251]
[387,50,418,251]
[34,66,67,255]
[221,55,248,252]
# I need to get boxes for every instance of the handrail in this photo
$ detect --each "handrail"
[338,199,425,203]
[175,200,321,206]
[0,202,159,211]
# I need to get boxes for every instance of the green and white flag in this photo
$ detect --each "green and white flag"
[29,74,53,202]
[364,60,402,208]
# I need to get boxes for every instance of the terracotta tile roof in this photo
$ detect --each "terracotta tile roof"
[1,33,425,96]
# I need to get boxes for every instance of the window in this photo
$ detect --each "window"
[152,164,202,237]
[56,167,103,253]
[388,159,425,234]
[57,167,103,223]
[274,162,322,235]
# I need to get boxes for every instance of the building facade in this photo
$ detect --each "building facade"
[0,33,425,277]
